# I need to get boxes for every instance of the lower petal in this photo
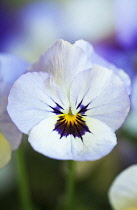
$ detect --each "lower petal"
[28,116,116,161]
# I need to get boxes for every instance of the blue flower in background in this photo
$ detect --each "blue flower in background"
[115,0,137,49]
[7,40,130,161]
[0,54,29,168]
[0,2,21,52]
[95,0,137,80]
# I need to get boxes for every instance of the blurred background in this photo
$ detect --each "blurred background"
[0,0,137,209]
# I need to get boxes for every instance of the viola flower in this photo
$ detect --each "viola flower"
[7,40,130,161]
[109,165,137,210]
[0,54,29,168]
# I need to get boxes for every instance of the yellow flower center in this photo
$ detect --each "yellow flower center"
[64,110,77,123]
[53,108,91,140]
[0,133,11,168]
[125,207,137,210]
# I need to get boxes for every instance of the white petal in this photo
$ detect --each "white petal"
[0,133,11,168]
[109,165,137,210]
[29,39,92,94]
[75,40,131,95]
[29,116,72,160]
[29,116,116,161]
[70,65,130,131]
[7,72,69,134]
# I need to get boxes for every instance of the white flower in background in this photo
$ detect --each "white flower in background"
[7,40,130,161]
[109,165,137,210]
[0,54,29,168]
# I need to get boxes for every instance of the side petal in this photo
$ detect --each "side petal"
[29,39,92,94]
[70,65,130,131]
[28,116,116,161]
[108,165,137,210]
[0,133,11,168]
[75,40,131,95]
[7,71,69,134]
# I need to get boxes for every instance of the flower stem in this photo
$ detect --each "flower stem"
[15,134,33,210]
[65,160,75,210]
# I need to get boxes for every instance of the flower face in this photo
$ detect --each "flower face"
[7,40,130,161]
[0,54,29,167]
[108,165,137,210]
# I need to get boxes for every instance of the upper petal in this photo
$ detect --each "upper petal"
[28,116,116,161]
[70,64,130,131]
[7,71,69,134]
[29,39,92,94]
[109,165,137,210]
[75,40,131,95]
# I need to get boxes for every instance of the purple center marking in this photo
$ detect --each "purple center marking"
[50,102,91,141]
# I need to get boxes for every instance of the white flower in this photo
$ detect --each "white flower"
[109,165,137,210]
[7,40,130,161]
[0,54,29,168]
